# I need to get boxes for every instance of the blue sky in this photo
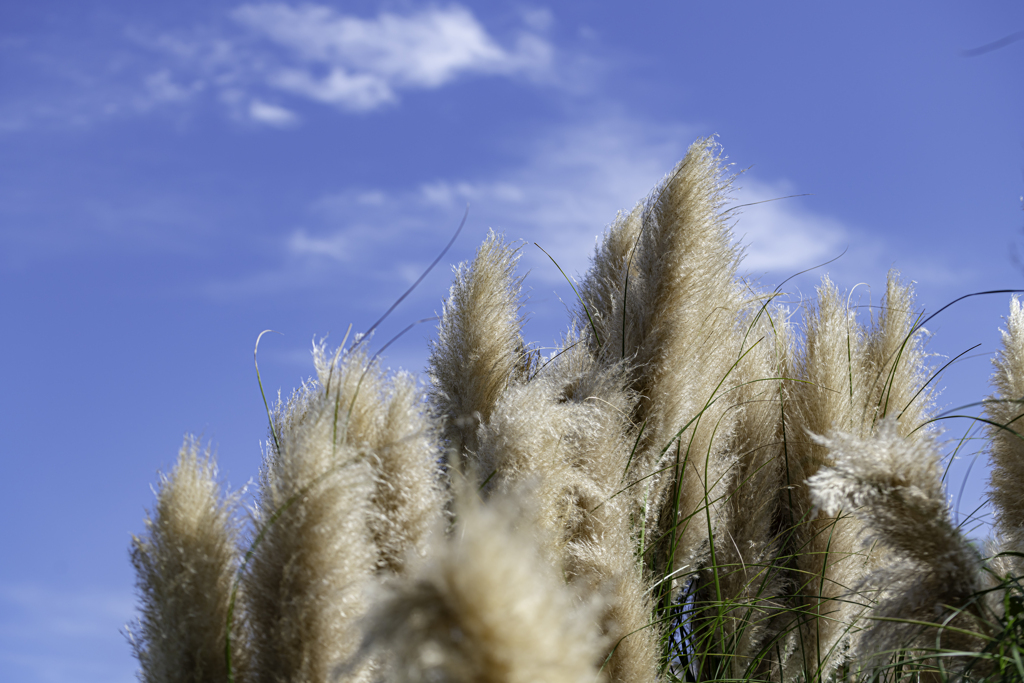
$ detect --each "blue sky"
[2,2,1023,681]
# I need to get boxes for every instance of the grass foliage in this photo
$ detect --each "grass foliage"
[128,139,1024,683]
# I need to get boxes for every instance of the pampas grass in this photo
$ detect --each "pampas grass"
[357,486,605,683]
[428,229,534,462]
[129,137,1024,683]
[988,297,1024,565]
[128,439,247,683]
[809,420,985,673]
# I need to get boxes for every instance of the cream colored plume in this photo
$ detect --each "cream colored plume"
[688,301,792,680]
[245,343,443,683]
[809,419,984,671]
[779,272,933,681]
[577,203,644,365]
[987,296,1024,573]
[428,229,532,461]
[862,272,933,433]
[474,334,658,683]
[590,138,748,591]
[357,489,605,683]
[128,439,247,683]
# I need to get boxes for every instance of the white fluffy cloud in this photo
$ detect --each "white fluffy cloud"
[231,3,552,110]
[43,3,557,126]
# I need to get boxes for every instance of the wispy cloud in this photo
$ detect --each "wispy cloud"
[730,178,850,273]
[248,98,299,127]
[2,3,555,129]
[288,227,349,260]
[269,66,395,110]
[215,114,870,303]
[146,2,553,117]
[141,70,203,105]
[265,114,688,283]
[196,112,889,375]
[231,3,552,111]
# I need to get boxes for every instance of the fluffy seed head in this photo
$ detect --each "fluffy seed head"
[128,439,246,683]
[358,490,605,683]
[809,419,983,668]
[429,229,531,460]
[987,296,1024,563]
[245,346,383,683]
[614,139,748,583]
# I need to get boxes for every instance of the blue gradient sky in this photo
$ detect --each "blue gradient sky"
[2,2,1023,681]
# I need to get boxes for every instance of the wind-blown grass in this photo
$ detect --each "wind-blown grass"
[129,138,1024,683]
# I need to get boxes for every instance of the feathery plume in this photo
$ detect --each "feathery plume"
[862,271,932,433]
[781,274,935,679]
[311,343,446,576]
[615,138,747,588]
[428,230,532,461]
[688,302,792,679]
[987,296,1024,568]
[128,439,246,683]
[781,277,871,681]
[475,335,659,683]
[473,374,576,555]
[575,138,796,673]
[357,489,605,683]
[578,203,644,364]
[809,419,985,672]
[245,343,445,682]
[244,346,381,683]
[364,366,445,576]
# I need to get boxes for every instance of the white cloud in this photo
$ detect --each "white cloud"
[269,116,686,281]
[288,228,350,260]
[141,70,202,106]
[730,179,849,273]
[233,4,547,83]
[3,3,559,128]
[270,66,395,110]
[419,180,526,207]
[231,3,552,110]
[209,113,882,319]
[248,98,299,126]
[200,112,900,381]
[109,4,556,121]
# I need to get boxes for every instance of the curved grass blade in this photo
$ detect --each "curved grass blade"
[255,329,283,455]
[535,242,601,348]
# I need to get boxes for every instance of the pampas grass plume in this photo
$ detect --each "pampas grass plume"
[358,488,605,683]
[988,296,1024,562]
[244,346,380,683]
[128,439,246,683]
[428,229,531,460]
[809,419,983,668]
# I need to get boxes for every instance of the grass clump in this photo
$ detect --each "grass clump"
[128,138,1024,683]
